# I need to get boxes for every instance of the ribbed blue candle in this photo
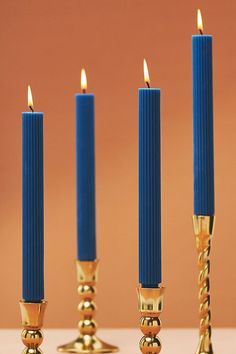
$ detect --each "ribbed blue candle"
[22,112,44,302]
[76,94,96,260]
[192,35,215,215]
[139,88,161,287]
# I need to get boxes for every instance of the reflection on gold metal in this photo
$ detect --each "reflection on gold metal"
[137,286,165,354]
[193,215,215,354]
[57,260,119,353]
[19,300,47,354]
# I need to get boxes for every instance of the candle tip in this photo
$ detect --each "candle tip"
[197,9,204,34]
[143,59,150,88]
[27,85,34,112]
[81,68,87,93]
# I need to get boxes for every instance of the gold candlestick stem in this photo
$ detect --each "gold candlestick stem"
[57,260,119,353]
[137,286,165,354]
[193,215,215,354]
[20,300,47,354]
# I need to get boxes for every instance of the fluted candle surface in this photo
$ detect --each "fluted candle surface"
[139,88,161,287]
[192,34,215,215]
[76,94,96,260]
[22,112,44,302]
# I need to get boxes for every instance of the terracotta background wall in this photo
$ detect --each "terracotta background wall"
[0,0,236,328]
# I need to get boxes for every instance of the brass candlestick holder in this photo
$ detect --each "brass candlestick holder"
[193,215,215,354]
[19,300,47,354]
[137,286,165,354]
[57,260,119,353]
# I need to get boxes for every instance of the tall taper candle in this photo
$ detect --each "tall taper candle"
[22,86,44,302]
[192,9,215,215]
[139,60,161,287]
[76,69,96,260]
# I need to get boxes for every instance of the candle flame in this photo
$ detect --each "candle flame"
[81,68,87,93]
[143,59,150,88]
[28,85,34,111]
[197,9,204,34]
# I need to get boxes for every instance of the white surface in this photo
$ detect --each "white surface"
[0,328,236,353]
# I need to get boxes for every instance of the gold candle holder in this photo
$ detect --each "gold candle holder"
[137,286,165,354]
[193,215,215,354]
[19,300,47,354]
[57,260,119,353]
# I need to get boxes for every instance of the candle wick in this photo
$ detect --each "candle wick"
[29,105,34,112]
[82,89,87,94]
[146,81,150,88]
[199,29,203,35]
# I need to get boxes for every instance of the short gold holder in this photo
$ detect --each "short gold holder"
[19,300,47,354]
[137,286,165,354]
[57,260,119,353]
[193,215,215,354]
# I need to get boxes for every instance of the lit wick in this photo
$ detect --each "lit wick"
[28,85,34,112]
[143,59,151,88]
[81,69,87,94]
[197,9,204,35]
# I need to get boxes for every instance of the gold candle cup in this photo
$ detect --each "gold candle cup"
[20,300,47,354]
[137,286,165,354]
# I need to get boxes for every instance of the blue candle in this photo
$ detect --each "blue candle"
[192,10,215,216]
[22,86,44,302]
[76,69,96,261]
[139,60,161,287]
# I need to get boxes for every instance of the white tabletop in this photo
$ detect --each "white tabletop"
[1,328,235,353]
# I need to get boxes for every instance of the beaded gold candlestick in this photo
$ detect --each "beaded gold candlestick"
[193,215,215,354]
[57,260,119,353]
[137,286,165,354]
[20,300,47,354]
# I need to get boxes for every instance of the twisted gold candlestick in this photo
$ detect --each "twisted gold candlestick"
[20,300,47,354]
[57,260,119,353]
[193,215,215,354]
[137,286,165,354]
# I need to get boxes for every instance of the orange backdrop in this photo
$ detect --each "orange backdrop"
[0,0,235,328]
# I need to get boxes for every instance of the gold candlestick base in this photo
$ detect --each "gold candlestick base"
[57,260,119,353]
[193,215,215,354]
[137,286,165,354]
[20,300,47,354]
[57,336,118,354]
